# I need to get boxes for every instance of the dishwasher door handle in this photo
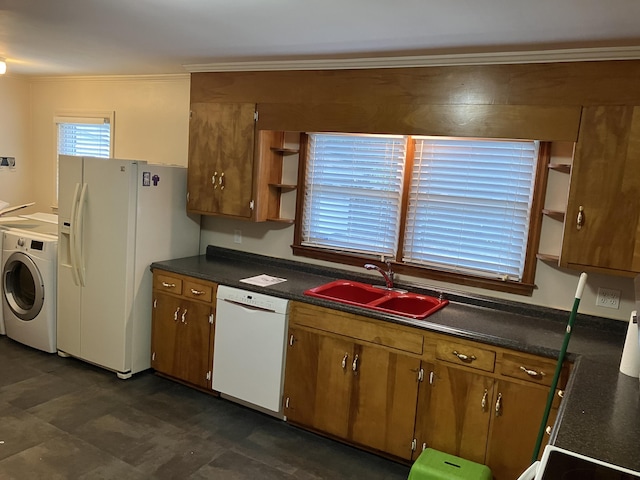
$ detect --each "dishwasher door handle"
[220,298,276,314]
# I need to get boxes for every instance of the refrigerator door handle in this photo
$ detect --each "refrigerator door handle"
[75,183,88,287]
[69,183,81,286]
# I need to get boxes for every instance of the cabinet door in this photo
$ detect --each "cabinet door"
[187,102,257,217]
[561,105,640,274]
[176,300,213,389]
[485,380,550,480]
[412,361,436,460]
[151,293,183,377]
[350,344,421,459]
[283,328,354,438]
[424,363,494,464]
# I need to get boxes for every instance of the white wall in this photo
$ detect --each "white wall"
[29,74,191,211]
[0,75,32,207]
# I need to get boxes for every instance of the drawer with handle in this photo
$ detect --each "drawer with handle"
[499,353,562,387]
[153,272,183,295]
[436,339,496,372]
[184,280,214,303]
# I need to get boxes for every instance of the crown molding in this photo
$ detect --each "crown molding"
[183,46,640,73]
[28,73,190,83]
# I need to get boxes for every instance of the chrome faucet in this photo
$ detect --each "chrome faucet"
[364,260,395,289]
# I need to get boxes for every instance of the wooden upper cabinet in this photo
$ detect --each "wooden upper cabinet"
[187,102,257,218]
[561,106,640,275]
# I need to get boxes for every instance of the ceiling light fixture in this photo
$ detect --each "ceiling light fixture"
[0,58,6,75]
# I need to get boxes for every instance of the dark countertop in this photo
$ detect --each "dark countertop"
[151,246,639,473]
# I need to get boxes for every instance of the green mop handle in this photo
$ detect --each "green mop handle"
[531,272,588,463]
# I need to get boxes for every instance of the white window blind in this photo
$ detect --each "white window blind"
[403,137,539,281]
[302,133,406,257]
[56,117,111,158]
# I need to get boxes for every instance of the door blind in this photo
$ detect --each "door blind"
[302,133,406,258]
[403,137,539,280]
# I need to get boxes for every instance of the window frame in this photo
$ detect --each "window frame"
[292,134,550,296]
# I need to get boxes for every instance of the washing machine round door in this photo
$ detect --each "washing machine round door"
[2,252,45,321]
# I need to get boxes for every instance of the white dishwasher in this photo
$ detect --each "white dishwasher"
[213,285,290,414]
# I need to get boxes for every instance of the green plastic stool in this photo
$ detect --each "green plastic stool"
[408,448,492,480]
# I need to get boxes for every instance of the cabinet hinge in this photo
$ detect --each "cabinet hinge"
[249,200,255,210]
[152,352,156,361]
[209,313,214,324]
[254,111,259,122]
[206,371,212,381]
[418,368,424,382]
[411,439,417,451]
[153,299,157,309]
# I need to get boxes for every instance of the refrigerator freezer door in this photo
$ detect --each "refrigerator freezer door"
[57,155,84,356]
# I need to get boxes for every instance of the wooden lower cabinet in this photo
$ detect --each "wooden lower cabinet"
[415,362,556,480]
[283,326,421,460]
[151,270,216,390]
[415,363,493,464]
[485,380,553,480]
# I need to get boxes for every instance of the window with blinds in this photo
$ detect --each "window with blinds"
[299,133,540,285]
[301,133,406,258]
[56,117,112,157]
[404,137,539,281]
[54,114,113,201]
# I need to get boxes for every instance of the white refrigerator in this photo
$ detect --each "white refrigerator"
[57,155,201,378]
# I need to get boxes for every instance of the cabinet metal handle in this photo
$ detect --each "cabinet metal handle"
[181,309,187,324]
[558,390,564,398]
[173,307,180,322]
[212,171,218,189]
[481,389,488,412]
[520,366,546,378]
[576,205,584,230]
[421,442,427,451]
[341,353,349,369]
[452,350,477,363]
[289,334,295,347]
[352,354,359,373]
[219,172,225,190]
[190,288,205,296]
[495,392,502,417]
[161,281,176,289]
[545,425,552,435]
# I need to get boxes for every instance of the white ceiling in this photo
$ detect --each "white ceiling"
[2,0,640,76]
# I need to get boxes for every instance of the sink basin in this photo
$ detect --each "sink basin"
[373,294,444,318]
[307,280,387,304]
[304,280,448,320]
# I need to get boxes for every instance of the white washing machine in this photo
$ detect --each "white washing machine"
[2,229,58,353]
[0,213,58,337]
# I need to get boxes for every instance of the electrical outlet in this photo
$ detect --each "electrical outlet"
[233,229,242,244]
[596,287,620,309]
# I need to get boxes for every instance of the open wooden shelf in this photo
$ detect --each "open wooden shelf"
[269,183,297,190]
[548,163,571,174]
[267,217,295,224]
[270,147,300,156]
[541,209,565,222]
[536,253,560,263]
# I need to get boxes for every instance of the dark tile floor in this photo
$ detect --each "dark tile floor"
[0,336,411,479]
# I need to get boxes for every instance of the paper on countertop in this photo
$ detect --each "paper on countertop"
[240,274,287,287]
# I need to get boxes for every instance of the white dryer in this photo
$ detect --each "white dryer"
[2,229,58,353]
